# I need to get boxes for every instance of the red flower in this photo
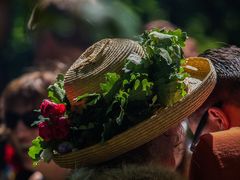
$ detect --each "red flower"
[38,121,53,141]
[52,117,70,140]
[40,99,66,119]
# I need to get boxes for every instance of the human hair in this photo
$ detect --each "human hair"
[188,46,240,123]
[1,71,56,121]
[95,124,185,169]
[69,164,184,180]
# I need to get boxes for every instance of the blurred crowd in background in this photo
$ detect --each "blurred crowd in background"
[0,0,239,179]
[0,0,240,93]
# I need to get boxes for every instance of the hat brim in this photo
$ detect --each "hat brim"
[53,57,216,168]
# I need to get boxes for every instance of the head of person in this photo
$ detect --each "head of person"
[188,46,240,147]
[28,0,141,71]
[69,164,184,180]
[37,30,215,173]
[0,71,56,163]
[99,124,185,171]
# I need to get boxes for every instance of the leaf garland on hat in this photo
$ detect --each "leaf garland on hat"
[28,28,189,164]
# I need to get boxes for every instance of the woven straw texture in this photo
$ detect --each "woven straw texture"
[64,38,144,105]
[53,55,216,169]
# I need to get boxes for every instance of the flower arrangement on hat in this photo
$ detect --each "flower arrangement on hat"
[28,28,216,168]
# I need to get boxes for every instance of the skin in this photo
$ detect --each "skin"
[149,125,185,170]
[8,103,39,163]
[33,31,83,71]
[188,103,240,136]
[7,102,70,180]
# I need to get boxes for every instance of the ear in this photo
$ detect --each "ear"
[207,107,229,131]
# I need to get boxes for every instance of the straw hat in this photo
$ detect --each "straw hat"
[64,38,144,105]
[53,39,216,168]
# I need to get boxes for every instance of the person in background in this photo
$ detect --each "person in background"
[0,96,11,180]
[188,46,240,180]
[27,0,141,72]
[69,164,183,180]
[1,71,69,180]
[56,31,215,180]
[145,20,198,57]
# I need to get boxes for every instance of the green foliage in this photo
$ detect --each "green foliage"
[48,74,66,103]
[31,115,49,127]
[99,29,187,142]
[28,136,44,165]
[75,93,101,107]
[29,29,189,159]
[100,73,120,95]
[139,29,188,106]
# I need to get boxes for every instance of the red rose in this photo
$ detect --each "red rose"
[38,121,53,141]
[40,99,66,119]
[52,117,70,140]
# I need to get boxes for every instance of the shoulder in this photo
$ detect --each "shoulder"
[192,134,218,170]
[189,133,221,180]
[190,128,240,180]
[195,127,240,166]
[206,128,240,168]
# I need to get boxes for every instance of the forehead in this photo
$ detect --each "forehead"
[5,98,39,114]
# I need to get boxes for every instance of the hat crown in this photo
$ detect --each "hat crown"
[66,39,110,80]
[64,38,144,104]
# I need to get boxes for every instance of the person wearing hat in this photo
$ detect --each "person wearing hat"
[27,0,141,72]
[69,164,184,180]
[27,29,216,179]
[187,46,240,180]
[1,71,70,180]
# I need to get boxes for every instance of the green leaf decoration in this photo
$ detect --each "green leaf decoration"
[75,93,101,107]
[134,79,140,90]
[100,73,120,95]
[28,136,44,164]
[78,122,95,130]
[30,29,190,162]
[115,90,129,125]
[48,74,65,103]
[33,109,41,113]
[139,28,189,105]
[31,115,49,127]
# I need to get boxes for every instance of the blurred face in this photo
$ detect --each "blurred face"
[150,124,185,170]
[5,102,38,161]
[5,101,70,177]
[35,31,82,61]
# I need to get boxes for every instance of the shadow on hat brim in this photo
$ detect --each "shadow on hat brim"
[53,57,216,169]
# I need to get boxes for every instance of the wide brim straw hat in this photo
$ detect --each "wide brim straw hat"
[53,38,216,168]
